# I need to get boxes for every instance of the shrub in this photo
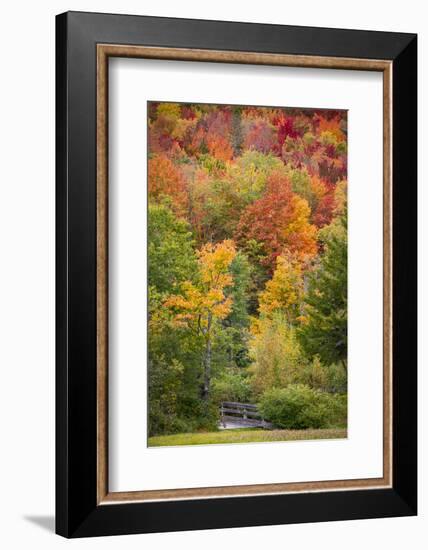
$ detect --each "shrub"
[168,416,198,435]
[325,363,347,394]
[148,408,219,437]
[297,356,329,390]
[211,369,252,404]
[327,392,347,428]
[249,314,304,397]
[259,384,346,429]
[297,357,347,394]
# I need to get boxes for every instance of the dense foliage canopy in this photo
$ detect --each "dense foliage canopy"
[147,102,348,436]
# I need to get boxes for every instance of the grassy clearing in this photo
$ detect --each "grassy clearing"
[148,427,347,447]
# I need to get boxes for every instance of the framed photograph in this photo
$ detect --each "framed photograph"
[56,11,417,538]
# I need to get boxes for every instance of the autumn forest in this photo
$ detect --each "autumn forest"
[147,101,348,446]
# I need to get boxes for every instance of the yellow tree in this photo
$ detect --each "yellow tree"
[164,240,236,400]
[258,253,305,323]
[249,313,303,397]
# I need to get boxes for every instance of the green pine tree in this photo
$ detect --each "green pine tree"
[298,211,347,368]
[231,107,243,157]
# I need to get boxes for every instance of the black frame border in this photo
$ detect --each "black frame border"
[56,11,417,538]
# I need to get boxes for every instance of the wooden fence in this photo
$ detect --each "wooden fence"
[219,401,272,429]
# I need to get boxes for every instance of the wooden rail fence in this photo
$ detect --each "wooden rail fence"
[219,401,272,429]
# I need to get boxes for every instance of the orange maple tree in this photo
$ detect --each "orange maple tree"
[235,171,317,271]
[148,155,187,216]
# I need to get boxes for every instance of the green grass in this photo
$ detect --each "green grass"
[148,427,347,447]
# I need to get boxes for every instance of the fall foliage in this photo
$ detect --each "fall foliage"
[147,102,348,439]
[258,254,305,321]
[235,171,317,270]
[165,240,236,400]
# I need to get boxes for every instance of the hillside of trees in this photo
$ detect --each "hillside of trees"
[147,102,348,438]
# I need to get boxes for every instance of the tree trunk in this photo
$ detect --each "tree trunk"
[202,313,212,401]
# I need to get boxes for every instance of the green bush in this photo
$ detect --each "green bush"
[327,392,347,428]
[325,363,347,394]
[148,409,219,437]
[259,384,346,430]
[211,369,252,404]
[297,357,347,394]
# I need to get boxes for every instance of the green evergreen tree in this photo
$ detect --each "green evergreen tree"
[298,211,347,368]
[221,252,252,368]
[231,107,243,157]
[226,252,252,328]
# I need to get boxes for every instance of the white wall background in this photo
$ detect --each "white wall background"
[0,0,424,547]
